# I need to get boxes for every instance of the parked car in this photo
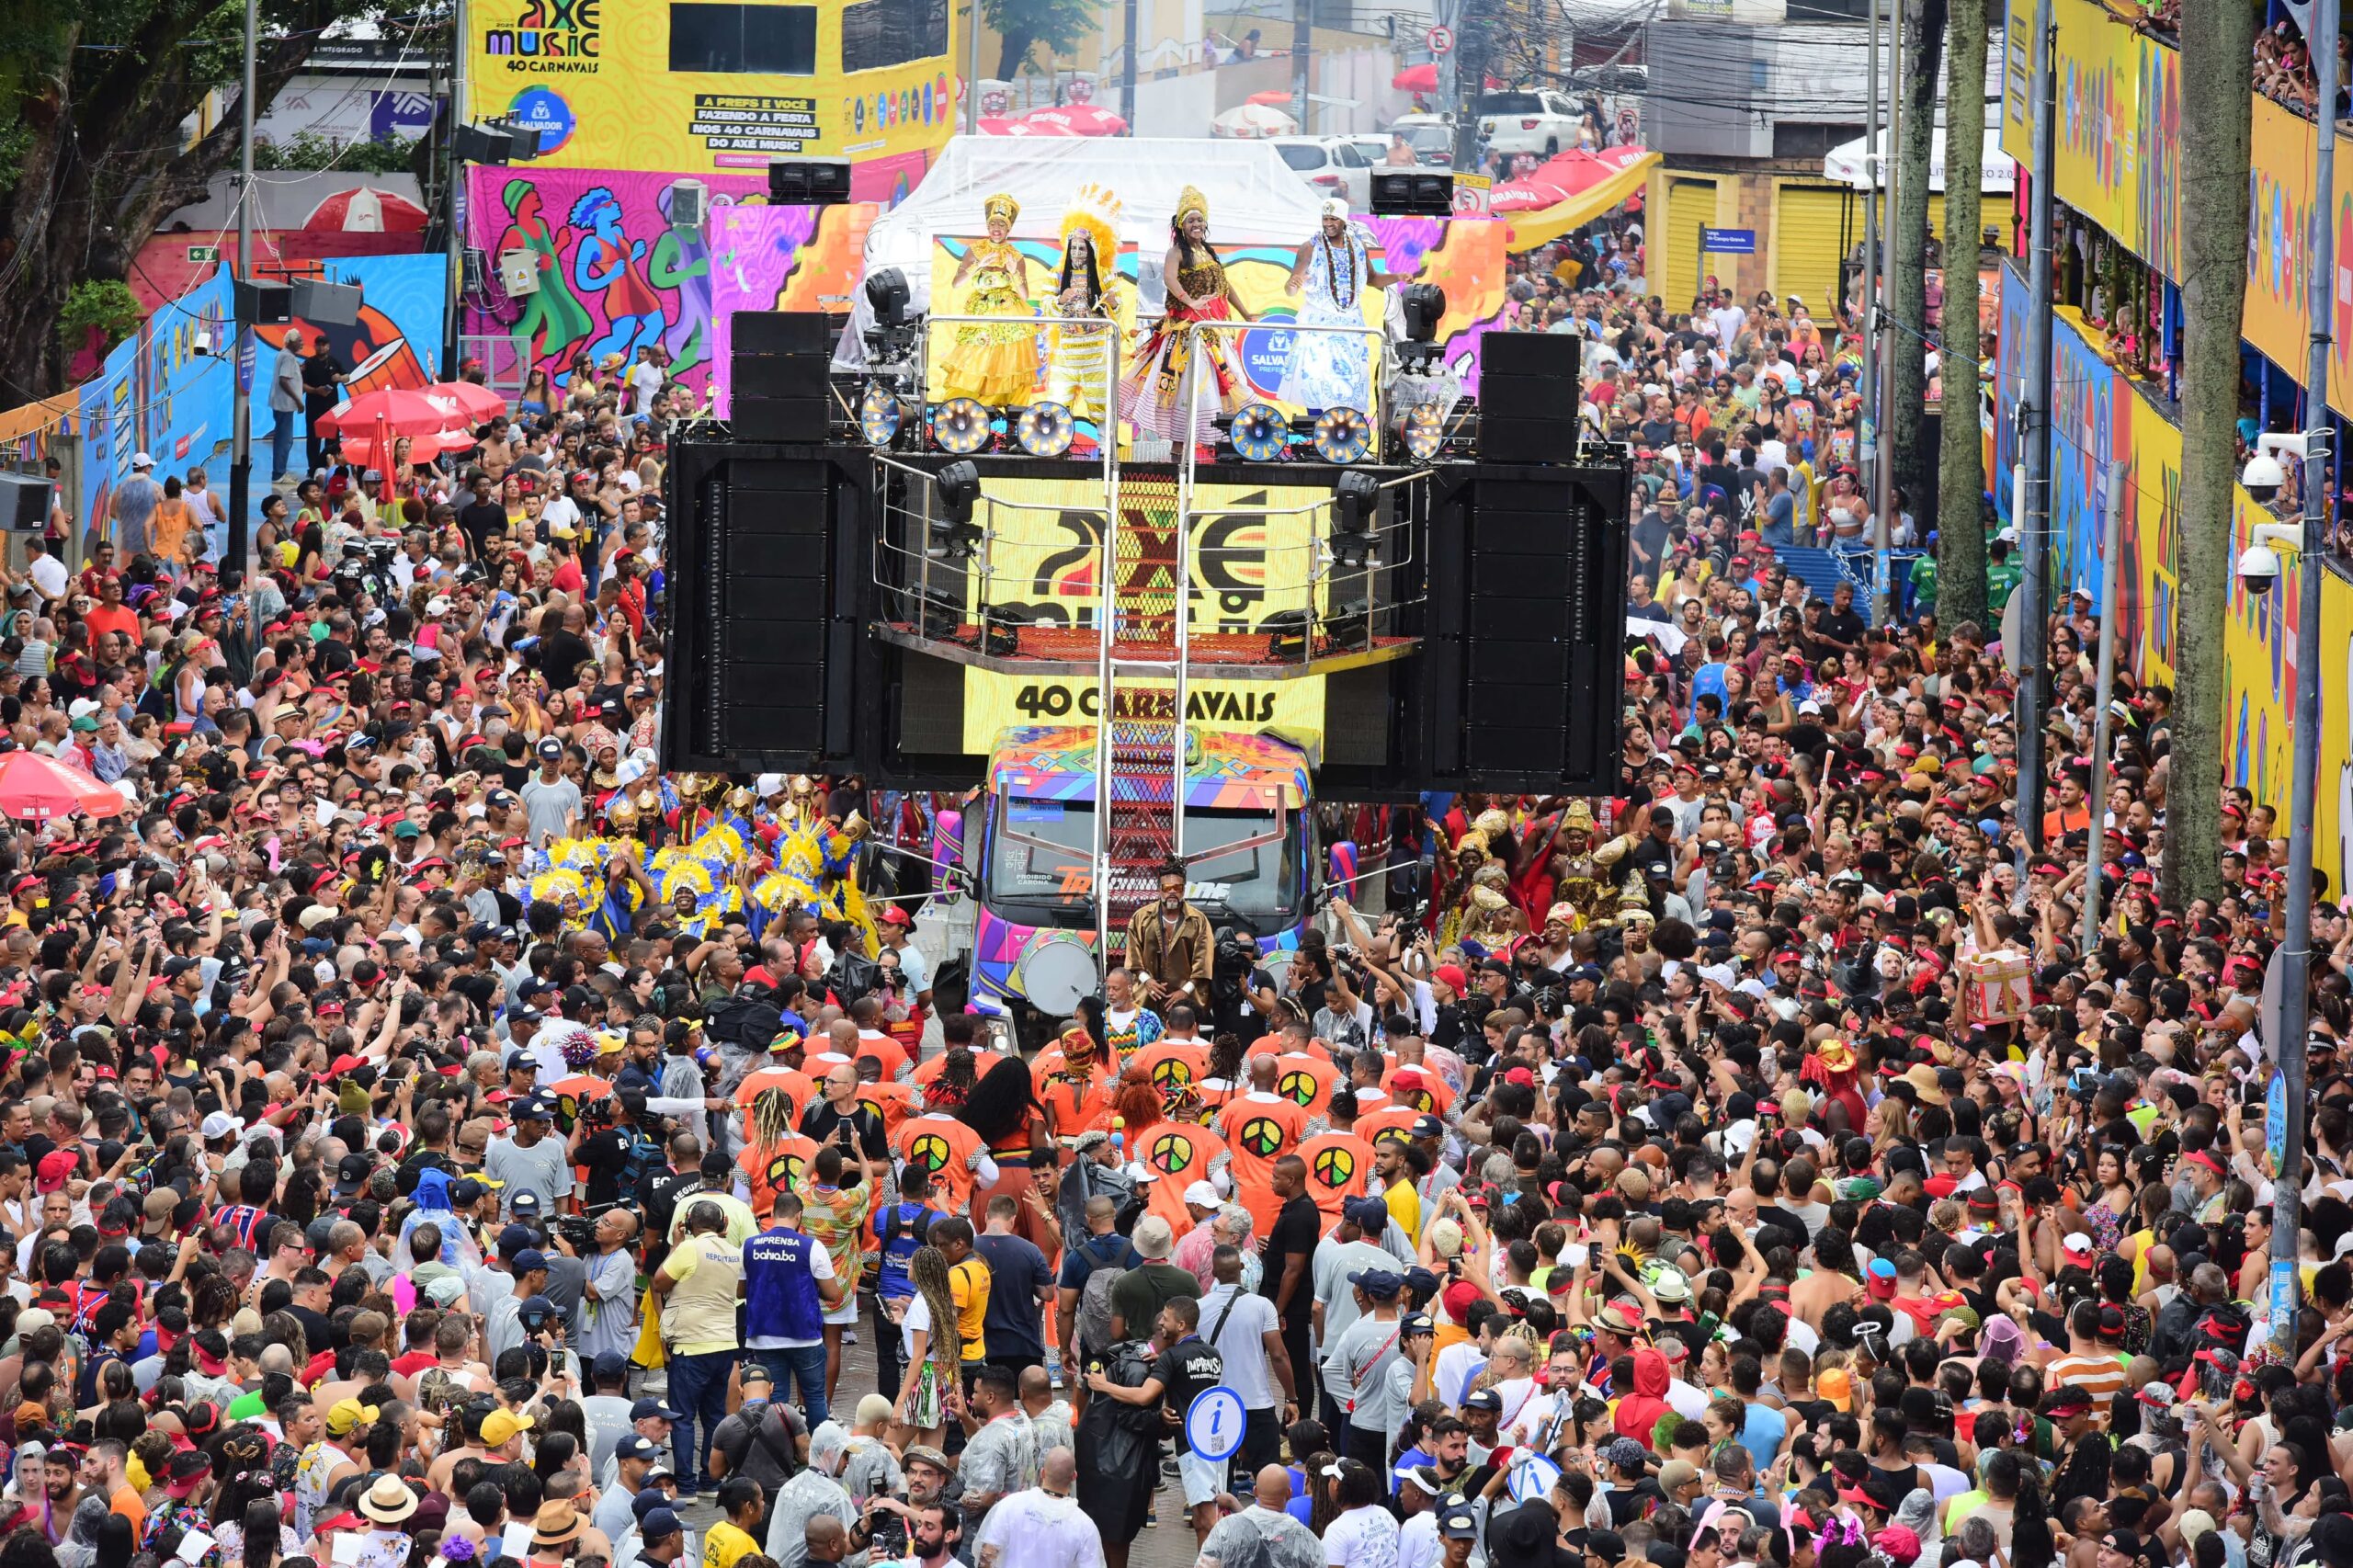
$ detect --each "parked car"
[1386,113,1456,166]
[1475,89,1585,155]
[1271,135,1373,208]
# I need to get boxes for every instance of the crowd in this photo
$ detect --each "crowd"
[0,146,2320,1568]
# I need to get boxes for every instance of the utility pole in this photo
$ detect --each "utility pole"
[226,0,258,578]
[444,0,469,379]
[1872,0,1904,624]
[2082,461,2125,954]
[1859,0,1881,512]
[2272,0,2339,1360]
[1121,0,1137,131]
[2015,0,2056,858]
[1291,0,1311,132]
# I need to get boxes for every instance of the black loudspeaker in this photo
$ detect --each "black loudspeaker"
[291,279,362,327]
[660,438,865,771]
[1432,461,1630,794]
[1478,332,1581,465]
[233,279,293,327]
[0,475,51,533]
[769,157,853,206]
[1370,169,1454,217]
[732,312,833,441]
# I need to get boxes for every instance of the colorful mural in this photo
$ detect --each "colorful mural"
[464,165,875,403]
[2047,304,2116,606]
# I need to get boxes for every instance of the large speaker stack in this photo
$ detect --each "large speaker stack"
[730,312,832,443]
[1416,331,1628,795]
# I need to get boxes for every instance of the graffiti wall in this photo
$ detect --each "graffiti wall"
[464,165,875,406]
[2047,304,2116,607]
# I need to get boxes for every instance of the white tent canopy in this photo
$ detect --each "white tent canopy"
[833,135,1331,369]
[1823,124,2016,196]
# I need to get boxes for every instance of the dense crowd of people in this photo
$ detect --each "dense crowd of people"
[0,153,2318,1568]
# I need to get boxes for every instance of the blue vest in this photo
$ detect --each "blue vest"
[743,1225,824,1343]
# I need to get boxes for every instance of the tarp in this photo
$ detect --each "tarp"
[1823,124,2016,195]
[1495,147,1659,253]
[834,135,1336,369]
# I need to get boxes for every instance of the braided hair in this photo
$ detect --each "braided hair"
[749,1085,796,1151]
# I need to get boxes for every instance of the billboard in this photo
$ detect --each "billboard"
[466,0,958,175]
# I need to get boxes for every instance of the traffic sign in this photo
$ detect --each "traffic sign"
[1185,1386,1247,1462]
[1699,227,1757,255]
[1427,25,1455,53]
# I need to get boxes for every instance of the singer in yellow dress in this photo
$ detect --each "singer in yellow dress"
[939,192,1037,405]
[1046,184,1126,424]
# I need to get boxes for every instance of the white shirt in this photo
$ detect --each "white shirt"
[26,556,66,601]
[1324,1504,1400,1568]
[1433,1341,1486,1406]
[1397,1511,1441,1568]
[971,1487,1105,1568]
[1198,1281,1282,1408]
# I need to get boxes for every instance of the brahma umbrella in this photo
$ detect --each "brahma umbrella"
[1211,102,1297,138]
[1392,63,1438,93]
[1024,104,1126,135]
[424,381,507,426]
[0,752,125,822]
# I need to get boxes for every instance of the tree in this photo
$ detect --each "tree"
[0,0,367,403]
[1935,0,1988,631]
[1888,0,1946,527]
[979,0,1098,82]
[2165,0,2253,905]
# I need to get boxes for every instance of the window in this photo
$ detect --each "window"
[668,4,816,74]
[1477,92,1544,115]
[841,0,947,74]
[1336,142,1367,166]
[1277,143,1327,171]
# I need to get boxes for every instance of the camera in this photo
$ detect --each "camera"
[2236,542,2281,596]
[554,1213,597,1249]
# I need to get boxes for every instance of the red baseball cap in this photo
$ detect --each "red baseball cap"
[35,1150,76,1194]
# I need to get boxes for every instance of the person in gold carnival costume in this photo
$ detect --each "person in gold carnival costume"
[1121,185,1254,440]
[940,193,1036,404]
[1046,184,1127,425]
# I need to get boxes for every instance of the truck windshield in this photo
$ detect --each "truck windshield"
[985,797,1304,929]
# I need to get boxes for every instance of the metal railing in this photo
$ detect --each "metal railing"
[459,335,529,403]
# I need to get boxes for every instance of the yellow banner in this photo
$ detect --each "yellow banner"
[2001,0,2035,166]
[465,0,956,173]
[2052,0,2138,244]
[956,473,1333,752]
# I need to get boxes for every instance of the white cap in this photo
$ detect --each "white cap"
[1182,1180,1221,1209]
[66,699,100,720]
[200,1110,239,1140]
[426,597,451,616]
[1320,197,1348,221]
[131,452,153,469]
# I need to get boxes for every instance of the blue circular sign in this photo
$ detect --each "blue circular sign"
[1508,1452,1561,1502]
[1185,1386,1247,1462]
[506,87,575,156]
[1238,309,1298,399]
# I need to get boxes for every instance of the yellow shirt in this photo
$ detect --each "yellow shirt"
[1385,1178,1421,1243]
[706,1521,759,1568]
[949,1257,992,1364]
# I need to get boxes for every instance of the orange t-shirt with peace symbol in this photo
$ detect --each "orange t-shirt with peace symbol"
[738,1133,821,1221]
[1381,1065,1456,1119]
[1271,1052,1338,1119]
[1134,1120,1230,1237]
[1356,1105,1423,1151]
[857,1080,921,1140]
[851,1031,912,1084]
[1297,1131,1379,1233]
[1034,1062,1118,1142]
[1130,1039,1211,1096]
[1214,1091,1313,1235]
[735,1067,816,1143]
[893,1114,990,1215]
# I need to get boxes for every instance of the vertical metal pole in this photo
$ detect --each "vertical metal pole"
[1859,0,1881,501]
[1872,0,1904,623]
[1291,0,1312,133]
[445,0,469,380]
[226,0,258,577]
[2082,461,2126,953]
[1121,0,1138,131]
[2273,0,2339,1359]
[2016,3,2056,857]
[966,0,983,133]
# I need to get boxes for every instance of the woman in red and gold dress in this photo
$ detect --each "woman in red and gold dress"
[1121,186,1255,441]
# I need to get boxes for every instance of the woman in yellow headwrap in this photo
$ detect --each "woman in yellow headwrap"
[939,193,1037,405]
[1046,184,1127,425]
[1121,185,1253,441]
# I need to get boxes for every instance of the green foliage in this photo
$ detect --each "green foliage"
[253,131,419,173]
[981,0,1098,77]
[58,279,146,352]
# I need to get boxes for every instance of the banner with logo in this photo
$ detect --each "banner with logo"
[464,0,957,175]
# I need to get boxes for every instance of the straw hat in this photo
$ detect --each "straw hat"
[358,1475,418,1526]
[531,1502,585,1550]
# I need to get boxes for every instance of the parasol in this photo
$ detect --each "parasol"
[1391,64,1438,93]
[1211,102,1299,138]
[0,752,125,822]
[1024,105,1126,135]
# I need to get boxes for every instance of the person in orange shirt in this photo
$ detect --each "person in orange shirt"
[1129,1034,1210,1096]
[733,1016,817,1144]
[1270,1052,1337,1119]
[1382,1064,1455,1119]
[1211,1053,1316,1235]
[892,1107,996,1217]
[737,1085,821,1221]
[856,1077,920,1142]
[1132,1114,1230,1238]
[1034,1025,1117,1142]
[2042,770,2093,844]
[844,998,913,1083]
[1296,1123,1379,1233]
[1356,1101,1421,1151]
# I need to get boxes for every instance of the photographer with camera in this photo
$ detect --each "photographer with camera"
[551,1203,642,1368]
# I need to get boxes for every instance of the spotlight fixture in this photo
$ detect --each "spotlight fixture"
[865,267,911,329]
[1396,401,1444,461]
[859,382,903,448]
[933,397,994,454]
[927,459,984,559]
[1016,401,1075,457]
[1330,469,1381,570]
[1398,283,1448,374]
[769,156,852,206]
[1313,405,1371,465]
[1228,402,1288,462]
[1370,170,1455,217]
[1266,608,1311,661]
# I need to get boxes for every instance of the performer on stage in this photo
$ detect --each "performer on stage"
[939,192,1036,405]
[1047,184,1125,424]
[1276,199,1399,414]
[1121,186,1253,441]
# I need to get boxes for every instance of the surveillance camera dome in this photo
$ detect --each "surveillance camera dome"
[2243,451,2287,503]
[2238,542,2282,596]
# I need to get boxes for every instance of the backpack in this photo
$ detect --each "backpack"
[1073,1240,1131,1358]
[873,1201,939,1298]
[826,949,881,1010]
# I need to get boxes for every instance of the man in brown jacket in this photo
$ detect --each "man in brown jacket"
[1125,863,1214,1009]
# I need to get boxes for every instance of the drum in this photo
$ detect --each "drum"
[344,335,429,397]
[1015,933,1099,1017]
[1257,946,1297,993]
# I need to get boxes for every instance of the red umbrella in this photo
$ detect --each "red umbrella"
[1248,89,1297,107]
[1392,63,1438,92]
[0,752,124,822]
[313,386,464,438]
[976,116,1023,134]
[1025,104,1125,135]
[425,381,506,426]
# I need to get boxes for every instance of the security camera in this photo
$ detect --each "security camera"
[2242,450,2288,503]
[2238,542,2282,596]
[191,330,214,357]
